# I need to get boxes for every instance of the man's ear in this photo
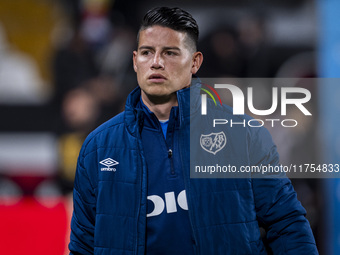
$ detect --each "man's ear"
[191,51,203,74]
[133,51,138,73]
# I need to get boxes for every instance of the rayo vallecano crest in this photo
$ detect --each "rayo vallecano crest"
[200,131,227,155]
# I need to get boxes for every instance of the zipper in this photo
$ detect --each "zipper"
[159,126,175,177]
[167,108,177,177]
[158,109,176,177]
[168,148,175,175]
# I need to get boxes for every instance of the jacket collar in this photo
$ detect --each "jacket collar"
[124,78,202,136]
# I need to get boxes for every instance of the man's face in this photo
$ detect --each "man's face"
[133,25,202,102]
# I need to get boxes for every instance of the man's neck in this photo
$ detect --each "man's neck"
[141,92,178,120]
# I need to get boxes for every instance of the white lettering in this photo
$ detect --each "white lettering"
[177,190,188,210]
[201,94,207,115]
[266,119,280,127]
[147,195,164,217]
[248,119,264,127]
[147,191,188,217]
[200,85,312,116]
[211,118,299,128]
[230,119,246,127]
[213,119,228,127]
[214,84,244,115]
[165,192,177,213]
[248,87,278,116]
[281,119,298,127]
[281,87,312,116]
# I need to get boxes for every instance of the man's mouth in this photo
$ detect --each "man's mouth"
[148,74,167,83]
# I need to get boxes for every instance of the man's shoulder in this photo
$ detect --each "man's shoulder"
[81,111,126,154]
[92,111,126,135]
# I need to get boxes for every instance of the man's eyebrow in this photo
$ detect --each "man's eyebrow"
[138,46,181,51]
[163,46,181,51]
[138,46,154,50]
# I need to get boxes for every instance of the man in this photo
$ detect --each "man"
[69,7,318,255]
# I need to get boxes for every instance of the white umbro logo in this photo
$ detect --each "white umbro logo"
[100,158,119,172]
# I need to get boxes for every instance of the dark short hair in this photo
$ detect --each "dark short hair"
[138,7,199,51]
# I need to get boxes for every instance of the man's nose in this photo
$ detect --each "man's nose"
[151,52,164,69]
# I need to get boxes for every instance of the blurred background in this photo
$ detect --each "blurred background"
[0,0,339,254]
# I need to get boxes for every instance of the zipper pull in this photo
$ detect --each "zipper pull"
[168,149,173,158]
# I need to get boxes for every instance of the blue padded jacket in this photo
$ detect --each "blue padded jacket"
[69,81,318,255]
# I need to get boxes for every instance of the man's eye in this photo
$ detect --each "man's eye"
[141,51,150,55]
[165,51,176,56]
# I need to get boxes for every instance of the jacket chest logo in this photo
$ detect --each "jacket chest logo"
[99,158,119,172]
[200,131,227,155]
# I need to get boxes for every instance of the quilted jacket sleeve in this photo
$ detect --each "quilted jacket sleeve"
[69,151,96,255]
[249,127,318,254]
